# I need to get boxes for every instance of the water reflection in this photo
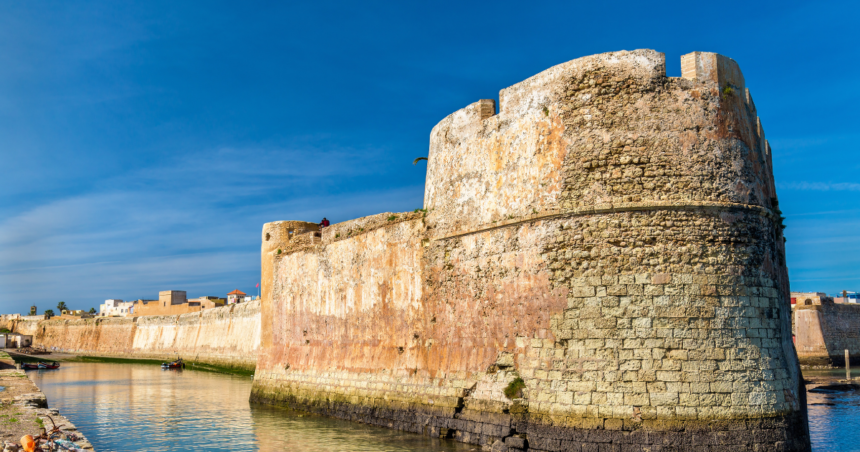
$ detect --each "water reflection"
[803,368,860,452]
[32,363,856,451]
[251,405,472,452]
[28,363,474,451]
[807,389,860,452]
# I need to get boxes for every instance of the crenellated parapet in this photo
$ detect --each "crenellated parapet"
[426,50,782,237]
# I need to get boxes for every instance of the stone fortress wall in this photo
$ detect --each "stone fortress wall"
[251,50,809,451]
[10,300,260,371]
[795,300,860,366]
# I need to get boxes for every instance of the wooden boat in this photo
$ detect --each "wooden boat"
[22,362,60,370]
[161,358,185,370]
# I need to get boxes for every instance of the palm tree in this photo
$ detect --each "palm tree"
[89,308,96,314]
[44,309,55,318]
[57,301,67,312]
[413,157,427,165]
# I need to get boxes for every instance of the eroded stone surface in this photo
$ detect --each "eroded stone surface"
[11,301,260,371]
[795,302,860,366]
[253,49,808,451]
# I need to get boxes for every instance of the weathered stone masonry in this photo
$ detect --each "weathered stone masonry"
[795,301,860,366]
[11,301,260,372]
[252,50,809,451]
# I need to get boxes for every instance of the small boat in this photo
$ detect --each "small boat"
[161,358,185,370]
[21,362,60,370]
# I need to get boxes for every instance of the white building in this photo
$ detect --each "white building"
[99,299,136,317]
[227,290,246,304]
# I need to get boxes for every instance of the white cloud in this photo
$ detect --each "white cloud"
[778,181,860,192]
[0,142,425,312]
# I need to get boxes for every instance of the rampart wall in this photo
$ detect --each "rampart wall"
[795,302,860,366]
[251,49,809,451]
[11,300,260,371]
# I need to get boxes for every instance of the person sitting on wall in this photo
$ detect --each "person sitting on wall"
[320,217,330,228]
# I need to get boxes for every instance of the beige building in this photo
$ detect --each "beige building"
[159,290,187,306]
[1,333,33,348]
[133,293,225,317]
[191,296,227,309]
[790,292,831,309]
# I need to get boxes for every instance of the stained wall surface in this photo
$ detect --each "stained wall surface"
[252,49,808,451]
[795,303,860,366]
[12,301,260,371]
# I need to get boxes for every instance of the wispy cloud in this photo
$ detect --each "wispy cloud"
[786,209,860,217]
[778,181,860,192]
[0,141,425,311]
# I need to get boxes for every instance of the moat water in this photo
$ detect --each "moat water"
[803,368,860,452]
[25,362,857,451]
[28,362,474,451]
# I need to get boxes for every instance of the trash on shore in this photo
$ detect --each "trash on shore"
[17,347,51,356]
[809,383,860,394]
[20,435,35,452]
[9,415,89,452]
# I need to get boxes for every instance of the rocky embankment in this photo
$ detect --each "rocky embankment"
[0,353,93,451]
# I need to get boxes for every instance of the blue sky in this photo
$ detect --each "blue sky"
[0,1,857,311]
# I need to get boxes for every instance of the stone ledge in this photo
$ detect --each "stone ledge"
[433,200,778,242]
[250,381,809,451]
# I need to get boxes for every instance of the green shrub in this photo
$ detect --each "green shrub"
[504,377,526,399]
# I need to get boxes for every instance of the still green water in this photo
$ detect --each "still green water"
[28,362,475,451]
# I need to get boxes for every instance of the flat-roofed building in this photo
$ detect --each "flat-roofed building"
[790,292,831,309]
[100,299,137,317]
[158,290,187,307]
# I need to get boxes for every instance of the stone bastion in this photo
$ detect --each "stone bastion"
[251,49,809,451]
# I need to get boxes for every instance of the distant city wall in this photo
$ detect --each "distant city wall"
[795,302,860,366]
[10,300,260,371]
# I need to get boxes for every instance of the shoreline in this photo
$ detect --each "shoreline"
[6,351,254,377]
[0,352,94,451]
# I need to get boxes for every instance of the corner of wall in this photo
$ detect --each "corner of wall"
[260,221,317,351]
[746,88,757,117]
[680,51,746,93]
[424,98,498,213]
